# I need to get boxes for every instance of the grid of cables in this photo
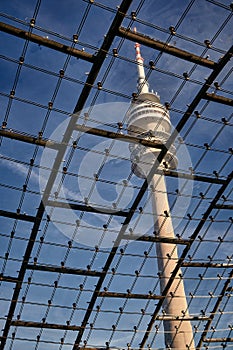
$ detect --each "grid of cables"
[0,0,232,349]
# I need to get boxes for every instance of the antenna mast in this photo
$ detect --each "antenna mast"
[134,28,149,94]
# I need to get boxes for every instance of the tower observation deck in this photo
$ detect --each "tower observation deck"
[127,39,195,350]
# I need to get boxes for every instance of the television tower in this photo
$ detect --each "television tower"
[127,37,195,349]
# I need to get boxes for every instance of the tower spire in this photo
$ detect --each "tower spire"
[134,28,149,94]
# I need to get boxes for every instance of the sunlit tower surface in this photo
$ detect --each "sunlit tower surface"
[127,38,195,350]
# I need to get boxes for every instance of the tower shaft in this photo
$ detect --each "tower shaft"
[151,174,195,349]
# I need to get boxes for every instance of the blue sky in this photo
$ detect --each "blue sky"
[0,1,233,349]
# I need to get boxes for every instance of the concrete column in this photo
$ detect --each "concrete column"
[151,174,195,350]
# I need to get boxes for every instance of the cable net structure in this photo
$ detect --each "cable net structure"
[0,1,232,349]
